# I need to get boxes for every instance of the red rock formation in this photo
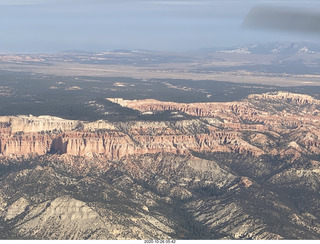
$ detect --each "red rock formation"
[108,91,320,158]
[0,118,264,159]
[0,133,52,156]
[1,92,320,159]
[248,91,320,106]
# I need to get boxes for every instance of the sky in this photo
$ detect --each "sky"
[0,0,320,53]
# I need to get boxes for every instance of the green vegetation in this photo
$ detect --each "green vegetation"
[2,70,320,122]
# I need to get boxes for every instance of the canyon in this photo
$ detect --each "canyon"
[1,91,319,160]
[1,91,320,239]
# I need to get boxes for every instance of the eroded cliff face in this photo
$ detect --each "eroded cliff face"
[0,119,263,158]
[2,92,320,240]
[1,92,320,159]
[110,92,320,158]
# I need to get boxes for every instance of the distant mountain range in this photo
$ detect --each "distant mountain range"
[58,42,320,56]
[218,42,320,55]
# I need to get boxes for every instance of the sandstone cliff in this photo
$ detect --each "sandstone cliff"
[0,118,263,158]
[1,92,320,159]
[108,91,320,158]
[1,92,320,240]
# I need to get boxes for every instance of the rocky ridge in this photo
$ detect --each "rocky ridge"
[1,91,320,240]
[110,91,320,158]
[1,92,320,160]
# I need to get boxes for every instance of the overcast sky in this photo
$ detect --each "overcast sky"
[1,0,320,53]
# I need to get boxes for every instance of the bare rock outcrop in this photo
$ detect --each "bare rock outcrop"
[5,197,29,220]
[108,91,320,158]
[0,118,264,159]
[1,92,320,160]
[248,91,320,106]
